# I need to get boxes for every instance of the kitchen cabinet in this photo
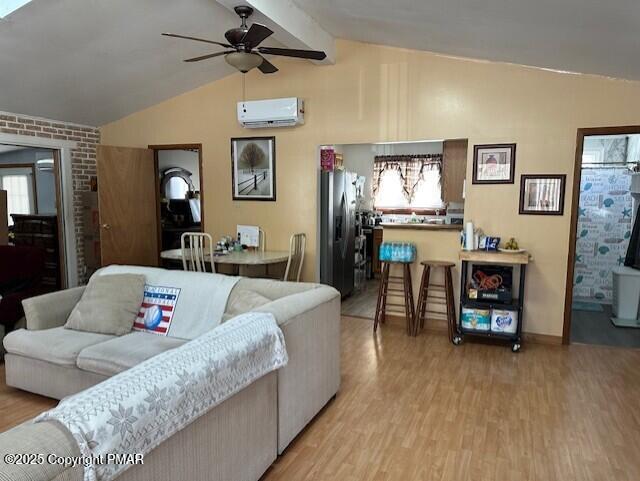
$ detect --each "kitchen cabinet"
[442,139,468,204]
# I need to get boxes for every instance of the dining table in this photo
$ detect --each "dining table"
[160,248,290,278]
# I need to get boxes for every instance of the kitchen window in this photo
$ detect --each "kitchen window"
[372,155,444,212]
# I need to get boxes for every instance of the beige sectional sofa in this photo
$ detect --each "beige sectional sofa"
[1,276,341,481]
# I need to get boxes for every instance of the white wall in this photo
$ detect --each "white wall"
[157,149,200,190]
[339,141,443,210]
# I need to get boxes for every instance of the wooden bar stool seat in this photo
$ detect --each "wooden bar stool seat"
[373,260,416,336]
[420,260,455,268]
[414,260,456,339]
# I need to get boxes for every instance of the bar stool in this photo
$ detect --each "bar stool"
[373,260,416,336]
[414,260,457,340]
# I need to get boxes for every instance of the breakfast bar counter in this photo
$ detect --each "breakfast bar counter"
[382,224,462,331]
[381,222,463,231]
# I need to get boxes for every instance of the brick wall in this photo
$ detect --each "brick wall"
[0,111,100,282]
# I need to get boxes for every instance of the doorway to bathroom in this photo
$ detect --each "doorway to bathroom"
[564,127,640,347]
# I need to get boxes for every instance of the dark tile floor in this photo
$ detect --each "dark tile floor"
[571,304,640,348]
[341,279,379,319]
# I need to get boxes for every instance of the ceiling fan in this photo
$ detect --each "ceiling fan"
[162,5,327,74]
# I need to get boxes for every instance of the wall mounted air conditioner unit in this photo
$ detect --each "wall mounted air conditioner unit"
[237,97,304,128]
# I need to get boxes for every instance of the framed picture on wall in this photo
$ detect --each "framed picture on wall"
[519,174,566,215]
[231,136,276,201]
[472,143,516,184]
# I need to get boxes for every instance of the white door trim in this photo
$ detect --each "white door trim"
[0,132,79,287]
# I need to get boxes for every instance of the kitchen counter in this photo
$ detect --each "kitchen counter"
[381,223,463,231]
[382,224,462,331]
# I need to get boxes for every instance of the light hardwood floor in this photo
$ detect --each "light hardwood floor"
[263,317,640,481]
[2,317,640,480]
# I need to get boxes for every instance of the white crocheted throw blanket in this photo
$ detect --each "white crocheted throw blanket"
[35,312,288,481]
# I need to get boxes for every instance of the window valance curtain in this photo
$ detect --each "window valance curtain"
[372,154,443,203]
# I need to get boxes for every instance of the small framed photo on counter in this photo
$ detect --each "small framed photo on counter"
[231,136,276,201]
[519,174,566,215]
[472,143,516,184]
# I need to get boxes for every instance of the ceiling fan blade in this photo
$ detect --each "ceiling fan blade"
[241,23,273,47]
[184,51,234,62]
[257,56,278,74]
[162,33,232,49]
[257,46,326,61]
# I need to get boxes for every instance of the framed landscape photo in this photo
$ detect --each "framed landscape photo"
[231,136,276,201]
[519,174,566,215]
[472,143,516,184]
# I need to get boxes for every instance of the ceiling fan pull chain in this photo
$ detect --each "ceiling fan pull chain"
[242,73,246,102]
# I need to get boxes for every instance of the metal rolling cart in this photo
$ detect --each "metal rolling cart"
[354,234,367,291]
[453,250,530,352]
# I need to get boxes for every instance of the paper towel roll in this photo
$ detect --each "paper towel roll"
[465,221,474,251]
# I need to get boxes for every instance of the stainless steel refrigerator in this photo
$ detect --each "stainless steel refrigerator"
[320,170,357,297]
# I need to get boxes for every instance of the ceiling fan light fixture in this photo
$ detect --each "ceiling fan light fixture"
[225,51,262,73]
[165,7,324,75]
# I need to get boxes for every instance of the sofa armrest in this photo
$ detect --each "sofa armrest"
[0,421,82,481]
[254,285,341,453]
[22,286,85,331]
[254,285,340,327]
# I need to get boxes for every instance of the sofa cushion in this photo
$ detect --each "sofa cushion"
[2,327,114,367]
[221,278,321,321]
[76,331,186,377]
[234,278,318,300]
[65,273,145,336]
[222,288,272,321]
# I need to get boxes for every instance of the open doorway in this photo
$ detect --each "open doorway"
[0,143,65,332]
[151,144,204,265]
[318,139,468,322]
[564,128,640,347]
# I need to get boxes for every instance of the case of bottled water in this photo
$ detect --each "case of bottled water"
[379,242,416,263]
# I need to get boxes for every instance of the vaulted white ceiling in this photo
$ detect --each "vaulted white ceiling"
[294,0,640,81]
[1,0,638,126]
[0,0,245,126]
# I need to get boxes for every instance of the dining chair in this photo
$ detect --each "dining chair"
[284,233,306,282]
[181,232,215,273]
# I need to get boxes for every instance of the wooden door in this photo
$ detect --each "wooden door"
[97,145,159,267]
